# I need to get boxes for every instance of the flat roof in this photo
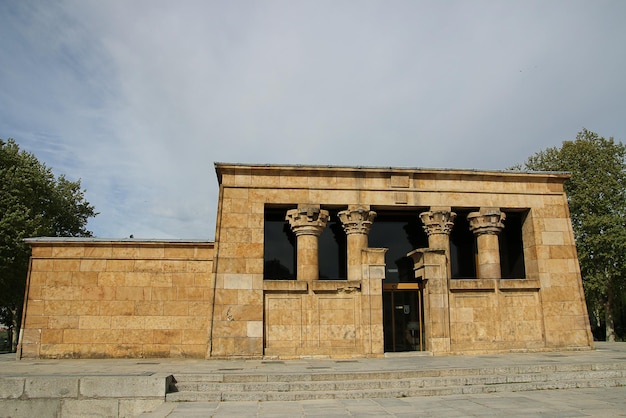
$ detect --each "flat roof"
[24,237,213,244]
[214,162,570,184]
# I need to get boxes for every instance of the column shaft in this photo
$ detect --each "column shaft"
[468,208,506,280]
[338,206,376,281]
[286,205,329,281]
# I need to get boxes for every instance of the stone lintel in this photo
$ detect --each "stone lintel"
[449,278,497,292]
[263,280,309,293]
[311,280,362,293]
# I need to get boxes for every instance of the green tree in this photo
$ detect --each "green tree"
[0,138,97,351]
[514,129,626,341]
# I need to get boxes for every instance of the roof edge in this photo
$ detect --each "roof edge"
[214,162,570,177]
[24,237,214,244]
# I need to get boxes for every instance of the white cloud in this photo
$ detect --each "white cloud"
[1,0,625,239]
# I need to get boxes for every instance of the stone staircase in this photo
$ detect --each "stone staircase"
[166,362,626,402]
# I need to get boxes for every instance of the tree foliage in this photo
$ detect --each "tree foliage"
[0,138,97,350]
[515,129,626,340]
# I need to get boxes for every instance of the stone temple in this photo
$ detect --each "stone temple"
[18,163,594,359]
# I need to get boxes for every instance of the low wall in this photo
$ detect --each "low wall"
[0,374,170,417]
[19,239,214,359]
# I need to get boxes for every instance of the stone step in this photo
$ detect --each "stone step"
[167,377,626,402]
[171,370,626,393]
[170,361,626,384]
[166,363,626,402]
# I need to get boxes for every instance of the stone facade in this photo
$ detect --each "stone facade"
[18,163,594,359]
[19,240,214,358]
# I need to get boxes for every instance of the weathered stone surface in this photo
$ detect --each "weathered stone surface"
[20,164,593,360]
[24,377,78,398]
[0,399,61,418]
[79,375,168,398]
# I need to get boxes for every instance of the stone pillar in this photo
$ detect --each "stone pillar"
[338,206,377,281]
[417,208,456,354]
[419,208,456,262]
[408,248,448,354]
[286,204,329,281]
[468,208,506,279]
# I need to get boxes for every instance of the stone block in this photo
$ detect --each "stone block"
[247,320,263,338]
[84,245,113,258]
[52,245,85,257]
[182,329,208,345]
[134,259,163,272]
[223,274,253,290]
[154,329,182,344]
[106,300,135,316]
[110,316,145,329]
[61,399,119,417]
[0,377,25,399]
[0,399,60,418]
[115,286,147,301]
[170,272,195,287]
[118,399,165,417]
[79,316,111,330]
[163,301,189,316]
[24,377,78,398]
[151,287,176,300]
[541,231,565,246]
[135,301,164,316]
[79,259,108,272]
[176,286,204,301]
[123,329,154,344]
[40,329,64,344]
[97,271,127,286]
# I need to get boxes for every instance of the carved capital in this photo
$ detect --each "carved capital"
[286,205,329,237]
[419,210,456,236]
[338,207,377,235]
[468,208,506,236]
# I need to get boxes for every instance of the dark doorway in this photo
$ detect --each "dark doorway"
[383,285,425,352]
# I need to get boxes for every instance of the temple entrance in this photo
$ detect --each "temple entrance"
[383,283,425,352]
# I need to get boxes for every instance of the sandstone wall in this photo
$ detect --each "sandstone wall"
[19,240,214,359]
[213,164,593,357]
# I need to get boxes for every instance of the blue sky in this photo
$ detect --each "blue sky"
[1,0,625,240]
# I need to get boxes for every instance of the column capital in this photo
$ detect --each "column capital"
[338,206,377,235]
[286,205,329,237]
[468,208,506,236]
[419,210,457,236]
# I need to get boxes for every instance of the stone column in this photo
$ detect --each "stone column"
[417,208,456,354]
[338,206,377,281]
[286,204,329,281]
[419,208,456,261]
[468,208,506,279]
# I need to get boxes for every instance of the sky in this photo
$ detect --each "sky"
[1,0,625,240]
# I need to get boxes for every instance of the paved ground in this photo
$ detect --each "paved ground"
[145,386,626,417]
[2,342,626,417]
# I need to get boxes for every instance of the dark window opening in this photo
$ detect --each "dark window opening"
[450,209,477,279]
[318,209,347,280]
[500,211,527,279]
[369,211,429,283]
[264,207,296,280]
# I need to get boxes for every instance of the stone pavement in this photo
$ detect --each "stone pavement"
[144,386,626,417]
[2,342,626,417]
